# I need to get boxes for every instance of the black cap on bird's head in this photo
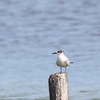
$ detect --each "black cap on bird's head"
[52,50,64,54]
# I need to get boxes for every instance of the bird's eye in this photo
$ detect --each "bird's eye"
[57,51,59,53]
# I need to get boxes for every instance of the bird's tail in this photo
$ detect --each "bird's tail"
[70,62,74,64]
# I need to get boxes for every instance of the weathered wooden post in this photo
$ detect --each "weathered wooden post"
[48,72,69,100]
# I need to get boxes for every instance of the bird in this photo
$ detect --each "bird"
[52,50,73,73]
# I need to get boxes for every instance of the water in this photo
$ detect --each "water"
[0,0,100,100]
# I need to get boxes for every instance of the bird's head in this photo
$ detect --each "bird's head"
[52,50,64,55]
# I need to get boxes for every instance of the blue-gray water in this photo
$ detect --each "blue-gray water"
[0,0,100,100]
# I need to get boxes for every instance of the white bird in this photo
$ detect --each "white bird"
[52,50,73,73]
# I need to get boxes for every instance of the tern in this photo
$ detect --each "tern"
[52,50,73,73]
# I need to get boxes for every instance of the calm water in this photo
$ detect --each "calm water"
[0,0,100,100]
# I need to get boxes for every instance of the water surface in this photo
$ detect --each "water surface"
[0,0,100,100]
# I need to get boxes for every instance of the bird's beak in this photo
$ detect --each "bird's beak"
[52,52,57,54]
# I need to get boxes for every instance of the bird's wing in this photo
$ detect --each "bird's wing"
[64,61,69,66]
[56,61,59,66]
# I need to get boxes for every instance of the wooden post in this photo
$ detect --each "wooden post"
[48,73,69,100]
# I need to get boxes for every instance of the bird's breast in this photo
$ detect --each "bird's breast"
[57,57,70,67]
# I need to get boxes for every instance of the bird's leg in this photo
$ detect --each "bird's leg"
[60,67,62,73]
[65,67,66,73]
